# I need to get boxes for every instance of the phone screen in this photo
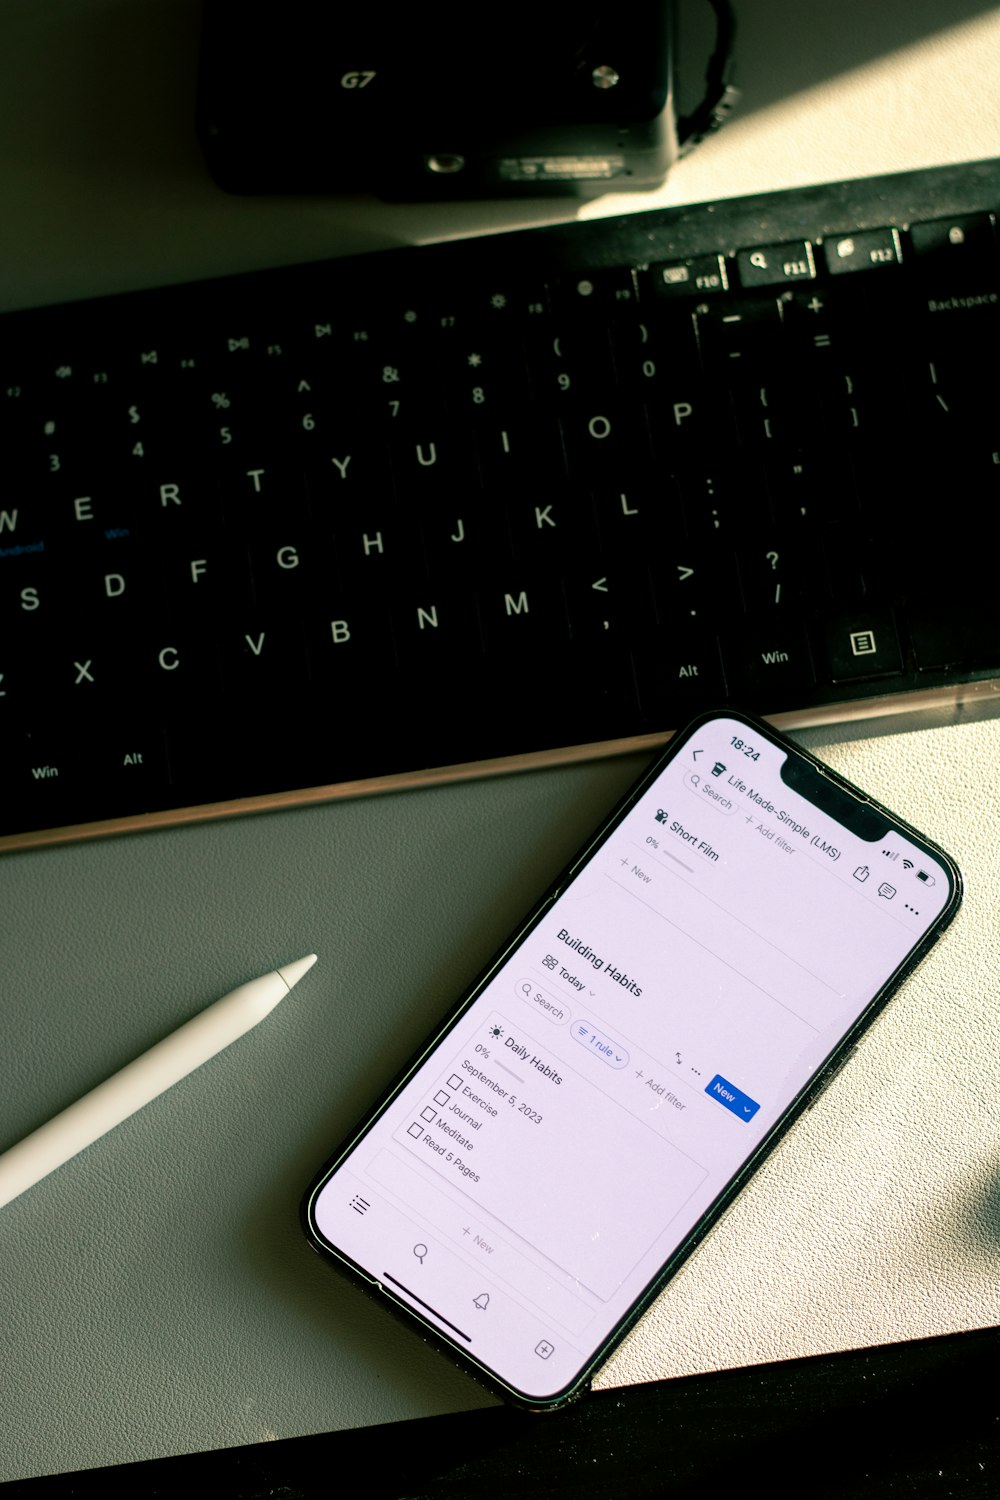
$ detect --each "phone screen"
[304,712,960,1406]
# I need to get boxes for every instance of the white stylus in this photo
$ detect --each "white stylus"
[0,954,318,1210]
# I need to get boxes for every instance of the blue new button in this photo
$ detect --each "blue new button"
[706,1074,760,1122]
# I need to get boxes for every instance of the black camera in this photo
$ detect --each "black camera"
[197,4,680,198]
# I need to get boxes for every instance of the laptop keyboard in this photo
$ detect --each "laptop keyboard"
[2,158,999,851]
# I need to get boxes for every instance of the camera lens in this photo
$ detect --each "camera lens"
[425,153,466,175]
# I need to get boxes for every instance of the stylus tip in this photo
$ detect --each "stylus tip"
[276,953,318,992]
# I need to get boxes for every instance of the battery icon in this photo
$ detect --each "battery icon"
[915,870,936,886]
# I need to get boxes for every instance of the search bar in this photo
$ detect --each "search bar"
[516,979,571,1025]
[684,769,738,814]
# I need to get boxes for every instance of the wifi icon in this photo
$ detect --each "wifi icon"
[902,858,914,870]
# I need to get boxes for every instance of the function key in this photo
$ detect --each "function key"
[820,228,903,276]
[642,254,729,301]
[549,269,638,317]
[465,282,551,323]
[361,284,488,346]
[734,242,815,289]
[908,213,996,268]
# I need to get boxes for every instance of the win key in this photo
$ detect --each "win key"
[706,1075,760,1122]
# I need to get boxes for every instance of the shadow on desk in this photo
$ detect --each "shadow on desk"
[8,1327,995,1498]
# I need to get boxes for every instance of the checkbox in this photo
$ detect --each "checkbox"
[434,1090,450,1106]
[421,1106,436,1122]
[407,1122,423,1139]
[448,1074,462,1090]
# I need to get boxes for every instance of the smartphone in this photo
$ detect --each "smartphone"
[302,709,962,1409]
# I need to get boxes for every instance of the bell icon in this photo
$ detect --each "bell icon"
[473,1292,490,1310]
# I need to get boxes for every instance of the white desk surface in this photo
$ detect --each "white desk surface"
[1,0,998,1483]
